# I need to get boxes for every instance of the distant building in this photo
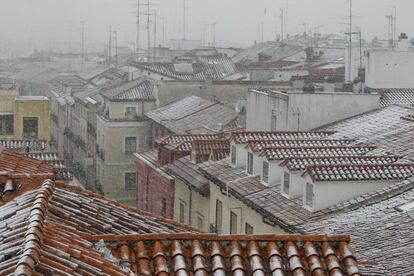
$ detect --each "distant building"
[246,88,380,131]
[95,78,157,205]
[0,80,51,143]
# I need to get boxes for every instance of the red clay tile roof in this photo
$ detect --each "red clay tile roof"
[231,131,336,144]
[1,179,365,275]
[155,134,220,146]
[305,163,414,182]
[91,234,361,276]
[261,146,377,161]
[280,155,401,171]
[247,139,356,152]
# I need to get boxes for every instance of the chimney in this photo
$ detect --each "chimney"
[398,33,409,51]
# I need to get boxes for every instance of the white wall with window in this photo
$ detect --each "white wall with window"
[246,152,254,174]
[179,199,187,224]
[266,159,284,187]
[230,142,248,168]
[261,161,269,184]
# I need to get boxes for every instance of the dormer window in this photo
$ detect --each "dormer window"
[283,172,290,195]
[305,183,314,208]
[262,161,269,183]
[247,152,253,174]
[125,106,137,119]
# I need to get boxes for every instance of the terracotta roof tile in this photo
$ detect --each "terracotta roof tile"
[247,139,355,152]
[231,131,336,144]
[262,146,377,161]
[305,163,414,182]
[96,234,360,275]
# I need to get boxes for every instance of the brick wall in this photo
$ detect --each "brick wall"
[135,157,175,219]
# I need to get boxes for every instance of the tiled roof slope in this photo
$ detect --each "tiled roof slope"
[302,178,414,275]
[281,155,401,171]
[231,131,335,144]
[145,96,239,134]
[320,105,414,159]
[262,146,376,161]
[365,88,414,107]
[155,134,220,146]
[0,149,53,177]
[247,139,355,152]
[93,234,361,276]
[100,78,155,101]
[0,180,199,275]
[305,164,414,182]
[24,152,73,181]
[1,180,365,275]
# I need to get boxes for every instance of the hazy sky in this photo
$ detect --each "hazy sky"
[0,0,411,56]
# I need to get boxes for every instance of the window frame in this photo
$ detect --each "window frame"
[230,211,238,234]
[124,171,137,190]
[247,152,253,174]
[124,136,137,154]
[179,199,186,224]
[231,145,236,164]
[262,161,269,183]
[283,172,290,195]
[245,223,254,234]
[306,182,314,208]
[215,199,223,233]
[0,114,14,135]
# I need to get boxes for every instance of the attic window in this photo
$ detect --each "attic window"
[395,201,414,212]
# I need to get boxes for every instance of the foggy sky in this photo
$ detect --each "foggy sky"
[0,0,411,56]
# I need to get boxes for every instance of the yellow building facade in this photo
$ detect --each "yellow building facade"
[0,84,51,142]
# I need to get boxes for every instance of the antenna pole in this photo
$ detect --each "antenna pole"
[348,0,352,82]
[147,0,150,61]
[280,9,284,42]
[81,21,85,72]
[114,30,118,68]
[153,10,157,48]
[136,0,140,58]
[162,17,165,47]
[183,0,186,40]
[108,25,112,68]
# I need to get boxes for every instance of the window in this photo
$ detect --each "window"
[283,172,290,195]
[230,211,237,234]
[247,152,253,174]
[245,223,254,234]
[125,106,137,118]
[215,199,223,233]
[23,117,38,139]
[124,172,136,190]
[262,161,269,183]
[306,183,314,208]
[231,145,236,164]
[271,110,277,131]
[197,213,204,230]
[124,137,137,154]
[0,114,13,135]
[161,198,167,217]
[179,200,186,223]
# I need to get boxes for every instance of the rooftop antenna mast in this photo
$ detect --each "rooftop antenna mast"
[285,0,289,38]
[80,21,85,72]
[136,0,140,58]
[162,17,165,47]
[347,0,353,82]
[114,30,118,68]
[280,9,284,43]
[393,6,397,49]
[153,9,157,48]
[141,0,158,61]
[183,0,186,40]
[108,25,112,68]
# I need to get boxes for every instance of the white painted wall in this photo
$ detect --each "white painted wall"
[267,160,283,187]
[246,89,380,131]
[272,70,309,82]
[365,41,414,88]
[303,175,399,212]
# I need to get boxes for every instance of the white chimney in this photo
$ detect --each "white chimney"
[398,33,409,51]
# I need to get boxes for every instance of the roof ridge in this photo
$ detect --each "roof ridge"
[87,233,351,242]
[14,179,55,276]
